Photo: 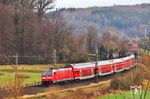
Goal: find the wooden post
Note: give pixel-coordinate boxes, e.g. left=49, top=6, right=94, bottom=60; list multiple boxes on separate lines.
left=53, top=49, right=57, bottom=69
left=95, top=45, right=99, bottom=83
left=15, top=53, right=18, bottom=80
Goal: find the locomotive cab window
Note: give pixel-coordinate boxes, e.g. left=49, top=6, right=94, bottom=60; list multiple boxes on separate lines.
left=42, top=71, right=52, bottom=76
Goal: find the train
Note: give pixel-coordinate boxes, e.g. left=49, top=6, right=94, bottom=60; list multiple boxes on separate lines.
left=41, top=54, right=136, bottom=85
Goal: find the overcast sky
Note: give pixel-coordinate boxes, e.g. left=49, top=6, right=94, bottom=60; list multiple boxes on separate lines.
left=55, top=0, right=150, bottom=8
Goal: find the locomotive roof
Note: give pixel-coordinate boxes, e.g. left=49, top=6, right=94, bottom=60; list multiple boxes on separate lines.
left=51, top=67, right=72, bottom=72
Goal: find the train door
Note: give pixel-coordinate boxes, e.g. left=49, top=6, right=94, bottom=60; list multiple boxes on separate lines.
left=74, top=70, right=80, bottom=79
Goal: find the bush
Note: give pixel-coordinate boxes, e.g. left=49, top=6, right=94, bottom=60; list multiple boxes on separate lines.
left=2, top=78, right=24, bottom=99
left=111, top=68, right=144, bottom=90
left=0, top=73, right=3, bottom=75
left=141, top=55, right=150, bottom=67
left=111, top=75, right=130, bottom=90
left=138, top=64, right=150, bottom=81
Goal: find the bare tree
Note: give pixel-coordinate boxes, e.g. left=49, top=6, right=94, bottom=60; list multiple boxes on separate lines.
left=36, top=0, right=55, bottom=17
left=86, top=26, right=98, bottom=53
left=0, top=0, right=55, bottom=18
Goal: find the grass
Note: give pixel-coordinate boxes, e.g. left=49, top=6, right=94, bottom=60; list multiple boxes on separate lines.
left=0, top=71, right=41, bottom=86
left=0, top=65, right=50, bottom=72
left=0, top=65, right=63, bottom=86
left=0, top=64, right=65, bottom=72
left=97, top=91, right=150, bottom=99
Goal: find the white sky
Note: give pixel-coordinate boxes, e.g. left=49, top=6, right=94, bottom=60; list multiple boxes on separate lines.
left=55, top=0, right=150, bottom=8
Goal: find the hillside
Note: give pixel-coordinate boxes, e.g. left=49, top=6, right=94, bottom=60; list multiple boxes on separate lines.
left=47, top=4, right=150, bottom=37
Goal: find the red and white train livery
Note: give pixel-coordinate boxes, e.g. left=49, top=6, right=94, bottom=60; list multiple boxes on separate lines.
left=42, top=55, right=136, bottom=85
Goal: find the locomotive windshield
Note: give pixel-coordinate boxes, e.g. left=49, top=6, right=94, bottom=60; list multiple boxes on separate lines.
left=42, top=70, right=52, bottom=76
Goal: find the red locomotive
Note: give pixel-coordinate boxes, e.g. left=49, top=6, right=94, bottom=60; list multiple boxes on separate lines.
left=42, top=55, right=136, bottom=85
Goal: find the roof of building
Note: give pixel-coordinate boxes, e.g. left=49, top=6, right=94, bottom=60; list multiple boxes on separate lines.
left=131, top=42, right=139, bottom=52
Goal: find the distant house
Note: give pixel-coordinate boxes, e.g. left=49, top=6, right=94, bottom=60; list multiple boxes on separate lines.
left=128, top=41, right=139, bottom=58
left=130, top=42, right=139, bottom=59
left=124, top=41, right=139, bottom=53
left=131, top=42, right=139, bottom=52
left=122, top=41, right=139, bottom=59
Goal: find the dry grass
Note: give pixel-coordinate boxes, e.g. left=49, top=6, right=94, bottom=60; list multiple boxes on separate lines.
left=141, top=55, right=150, bottom=67
left=138, top=54, right=150, bottom=80
left=1, top=78, right=24, bottom=99
left=111, top=65, right=146, bottom=90
left=46, top=88, right=97, bottom=99
left=0, top=72, right=3, bottom=75
left=46, top=81, right=111, bottom=99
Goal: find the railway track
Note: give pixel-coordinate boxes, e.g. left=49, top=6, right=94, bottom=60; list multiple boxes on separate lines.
left=22, top=66, right=136, bottom=95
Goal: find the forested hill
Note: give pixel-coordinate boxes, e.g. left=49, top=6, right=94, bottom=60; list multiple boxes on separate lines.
left=47, top=3, right=150, bottom=37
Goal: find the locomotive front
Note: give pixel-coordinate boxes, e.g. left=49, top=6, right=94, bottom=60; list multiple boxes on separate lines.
left=41, top=70, right=53, bottom=85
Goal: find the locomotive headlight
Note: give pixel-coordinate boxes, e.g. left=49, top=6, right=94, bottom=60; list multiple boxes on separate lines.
left=47, top=77, right=52, bottom=79
left=42, top=77, right=45, bottom=79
